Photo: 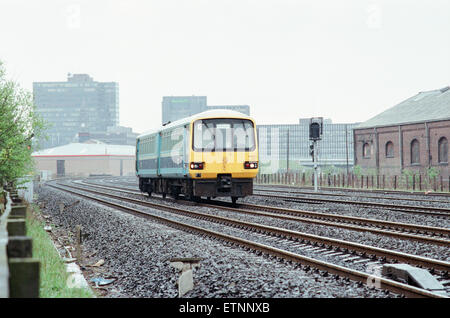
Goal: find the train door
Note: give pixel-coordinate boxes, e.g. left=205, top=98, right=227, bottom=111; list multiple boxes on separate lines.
left=135, top=139, right=139, bottom=174
left=183, top=124, right=190, bottom=175
left=157, top=132, right=162, bottom=176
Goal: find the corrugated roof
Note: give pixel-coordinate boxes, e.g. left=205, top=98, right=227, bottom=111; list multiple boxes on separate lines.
left=357, top=86, right=450, bottom=129
left=32, top=143, right=135, bottom=157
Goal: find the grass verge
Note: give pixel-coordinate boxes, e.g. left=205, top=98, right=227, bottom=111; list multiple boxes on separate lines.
left=26, top=204, right=94, bottom=298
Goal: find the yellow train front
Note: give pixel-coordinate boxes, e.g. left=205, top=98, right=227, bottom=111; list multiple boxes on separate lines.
left=136, top=110, right=259, bottom=204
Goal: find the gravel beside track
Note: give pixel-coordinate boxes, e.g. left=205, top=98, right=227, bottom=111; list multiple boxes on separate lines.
left=36, top=184, right=396, bottom=298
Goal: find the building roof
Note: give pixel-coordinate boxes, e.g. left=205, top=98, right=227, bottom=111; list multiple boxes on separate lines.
left=32, top=143, right=135, bottom=157
left=357, top=86, right=450, bottom=129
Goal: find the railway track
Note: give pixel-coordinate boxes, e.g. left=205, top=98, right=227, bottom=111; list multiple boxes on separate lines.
left=256, top=183, right=450, bottom=198
left=90, top=178, right=450, bottom=217
left=251, top=191, right=450, bottom=218
left=254, top=186, right=450, bottom=205
left=79, top=180, right=450, bottom=246
left=47, top=181, right=450, bottom=298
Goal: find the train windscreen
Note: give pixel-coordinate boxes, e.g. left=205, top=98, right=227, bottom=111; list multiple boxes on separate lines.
left=193, top=118, right=256, bottom=152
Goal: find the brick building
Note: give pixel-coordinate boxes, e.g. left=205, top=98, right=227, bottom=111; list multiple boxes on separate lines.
left=353, top=86, right=450, bottom=180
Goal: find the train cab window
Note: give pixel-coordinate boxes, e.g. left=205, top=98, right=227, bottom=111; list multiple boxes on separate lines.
left=194, top=122, right=215, bottom=150
left=193, top=118, right=256, bottom=152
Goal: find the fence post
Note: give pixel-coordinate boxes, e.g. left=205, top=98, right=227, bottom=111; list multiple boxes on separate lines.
left=1, top=195, right=40, bottom=298
left=394, top=175, right=397, bottom=190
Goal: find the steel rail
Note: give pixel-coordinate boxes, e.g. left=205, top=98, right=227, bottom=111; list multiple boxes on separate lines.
left=256, top=183, right=450, bottom=197
left=254, top=186, right=450, bottom=204
left=198, top=202, right=450, bottom=246
left=252, top=192, right=450, bottom=218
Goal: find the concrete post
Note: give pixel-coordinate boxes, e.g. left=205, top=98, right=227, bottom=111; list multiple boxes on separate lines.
left=7, top=219, right=26, bottom=237
left=7, top=237, right=33, bottom=258
left=8, top=258, right=40, bottom=298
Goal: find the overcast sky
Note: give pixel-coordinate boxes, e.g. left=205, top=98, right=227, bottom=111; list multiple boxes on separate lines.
left=1, top=0, right=449, bottom=133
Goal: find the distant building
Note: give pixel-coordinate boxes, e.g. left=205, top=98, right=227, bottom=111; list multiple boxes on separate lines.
left=257, top=119, right=360, bottom=173
left=161, top=96, right=250, bottom=124
left=162, top=96, right=207, bottom=125
left=77, top=126, right=139, bottom=146
left=33, top=73, right=119, bottom=149
left=207, top=105, right=250, bottom=116
left=354, top=86, right=450, bottom=179
left=32, top=142, right=135, bottom=177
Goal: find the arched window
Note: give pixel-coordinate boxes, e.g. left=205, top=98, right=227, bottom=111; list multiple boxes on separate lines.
left=438, top=137, right=448, bottom=163
left=385, top=141, right=394, bottom=158
left=363, top=143, right=370, bottom=158
left=411, top=139, right=420, bottom=164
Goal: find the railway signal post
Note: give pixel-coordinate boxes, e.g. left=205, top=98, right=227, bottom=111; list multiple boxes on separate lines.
left=309, top=117, right=323, bottom=192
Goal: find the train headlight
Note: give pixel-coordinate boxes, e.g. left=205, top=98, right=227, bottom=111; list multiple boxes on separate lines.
left=190, top=162, right=204, bottom=170
left=244, top=161, right=258, bottom=169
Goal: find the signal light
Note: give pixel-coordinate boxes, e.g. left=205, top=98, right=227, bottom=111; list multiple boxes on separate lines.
left=190, top=162, right=204, bottom=170
left=244, top=161, right=258, bottom=169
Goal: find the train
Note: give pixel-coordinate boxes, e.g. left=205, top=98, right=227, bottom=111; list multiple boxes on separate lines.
left=135, top=109, right=259, bottom=204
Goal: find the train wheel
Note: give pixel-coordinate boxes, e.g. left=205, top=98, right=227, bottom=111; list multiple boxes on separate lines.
left=232, top=197, right=237, bottom=205
left=147, top=191, right=152, bottom=197
left=193, top=196, right=201, bottom=203
left=162, top=193, right=166, bottom=199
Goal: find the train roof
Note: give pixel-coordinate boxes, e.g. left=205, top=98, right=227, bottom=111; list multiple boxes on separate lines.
left=137, top=109, right=254, bottom=139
